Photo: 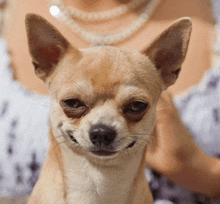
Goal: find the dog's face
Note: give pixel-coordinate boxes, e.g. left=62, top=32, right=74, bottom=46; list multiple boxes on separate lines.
left=25, top=14, right=191, bottom=165
left=49, top=47, right=162, bottom=163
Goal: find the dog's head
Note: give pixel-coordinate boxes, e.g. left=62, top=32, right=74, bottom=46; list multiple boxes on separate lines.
left=25, top=14, right=191, bottom=165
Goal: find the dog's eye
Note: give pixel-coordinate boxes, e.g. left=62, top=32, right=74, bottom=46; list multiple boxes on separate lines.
left=124, top=101, right=148, bottom=114
left=62, top=99, right=85, bottom=109
left=61, top=99, right=88, bottom=119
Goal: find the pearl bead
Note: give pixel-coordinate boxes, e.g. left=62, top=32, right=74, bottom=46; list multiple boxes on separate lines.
left=49, top=5, right=61, bottom=18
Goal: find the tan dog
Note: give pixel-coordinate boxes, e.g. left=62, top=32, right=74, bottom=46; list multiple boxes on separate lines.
left=25, top=14, right=191, bottom=204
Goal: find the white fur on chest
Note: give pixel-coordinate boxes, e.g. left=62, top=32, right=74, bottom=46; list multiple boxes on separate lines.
left=61, top=147, right=143, bottom=204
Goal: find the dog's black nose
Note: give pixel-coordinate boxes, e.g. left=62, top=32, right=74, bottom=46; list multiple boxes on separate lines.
left=89, top=124, right=116, bottom=147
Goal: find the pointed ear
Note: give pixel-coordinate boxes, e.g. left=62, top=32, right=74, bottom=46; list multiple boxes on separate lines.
left=142, top=17, right=192, bottom=89
left=25, top=14, right=79, bottom=81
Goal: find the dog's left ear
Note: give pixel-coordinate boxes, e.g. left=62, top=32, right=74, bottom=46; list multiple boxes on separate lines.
left=25, top=14, right=80, bottom=81
left=142, top=17, right=192, bottom=89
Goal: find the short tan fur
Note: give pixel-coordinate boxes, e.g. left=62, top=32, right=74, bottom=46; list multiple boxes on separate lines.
left=25, top=14, right=192, bottom=204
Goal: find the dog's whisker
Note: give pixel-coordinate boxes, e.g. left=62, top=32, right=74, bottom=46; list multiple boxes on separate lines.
left=51, top=138, right=72, bottom=151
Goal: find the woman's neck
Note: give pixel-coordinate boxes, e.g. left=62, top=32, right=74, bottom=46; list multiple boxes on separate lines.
left=62, top=0, right=132, bottom=12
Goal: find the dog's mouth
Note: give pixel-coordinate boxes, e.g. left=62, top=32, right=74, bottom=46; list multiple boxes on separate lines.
left=91, top=141, right=136, bottom=157
left=91, top=150, right=117, bottom=156
left=68, top=133, right=78, bottom=144
left=68, top=131, right=136, bottom=156
left=126, top=141, right=136, bottom=149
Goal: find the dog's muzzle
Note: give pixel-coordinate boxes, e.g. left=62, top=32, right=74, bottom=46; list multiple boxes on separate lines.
left=89, top=124, right=117, bottom=156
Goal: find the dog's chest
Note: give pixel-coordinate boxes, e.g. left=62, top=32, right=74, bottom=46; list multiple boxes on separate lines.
left=61, top=149, right=140, bottom=204
left=64, top=162, right=133, bottom=204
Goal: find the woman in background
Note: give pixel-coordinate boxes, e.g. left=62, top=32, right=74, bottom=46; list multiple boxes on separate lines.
left=0, top=0, right=219, bottom=203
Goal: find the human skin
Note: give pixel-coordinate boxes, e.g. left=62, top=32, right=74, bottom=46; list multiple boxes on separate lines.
left=145, top=91, right=220, bottom=200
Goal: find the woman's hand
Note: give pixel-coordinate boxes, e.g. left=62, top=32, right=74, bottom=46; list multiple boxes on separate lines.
left=145, top=91, right=220, bottom=200
left=146, top=91, right=196, bottom=172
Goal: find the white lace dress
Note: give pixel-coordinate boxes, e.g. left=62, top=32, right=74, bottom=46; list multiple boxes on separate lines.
left=0, top=1, right=220, bottom=203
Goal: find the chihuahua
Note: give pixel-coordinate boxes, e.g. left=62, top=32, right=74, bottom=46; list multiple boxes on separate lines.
left=25, top=14, right=192, bottom=204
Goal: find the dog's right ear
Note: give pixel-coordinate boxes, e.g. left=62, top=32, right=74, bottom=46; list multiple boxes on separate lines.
left=25, top=14, right=80, bottom=81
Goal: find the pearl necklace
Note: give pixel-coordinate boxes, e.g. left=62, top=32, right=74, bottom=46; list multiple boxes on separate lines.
left=53, top=0, right=147, bottom=21
left=48, top=0, right=162, bottom=46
